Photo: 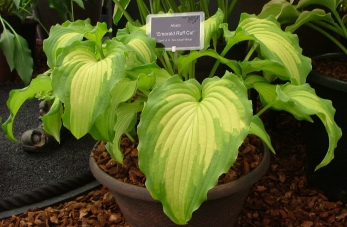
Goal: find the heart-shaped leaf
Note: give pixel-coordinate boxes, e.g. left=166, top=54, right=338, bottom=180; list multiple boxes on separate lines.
left=52, top=40, right=127, bottom=139
left=137, top=73, right=252, bottom=224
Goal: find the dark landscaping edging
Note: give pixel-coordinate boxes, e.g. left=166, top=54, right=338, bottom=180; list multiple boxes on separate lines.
left=0, top=175, right=101, bottom=219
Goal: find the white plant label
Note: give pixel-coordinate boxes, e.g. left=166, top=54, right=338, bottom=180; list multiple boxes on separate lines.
left=146, top=12, right=205, bottom=51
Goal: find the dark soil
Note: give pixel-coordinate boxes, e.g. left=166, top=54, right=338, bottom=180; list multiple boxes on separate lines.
left=1, top=41, right=347, bottom=226
left=312, top=57, right=347, bottom=82
left=93, top=134, right=264, bottom=188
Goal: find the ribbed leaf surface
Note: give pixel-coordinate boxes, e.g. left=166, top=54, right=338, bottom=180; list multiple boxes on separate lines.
left=52, top=40, right=126, bottom=139
left=43, top=20, right=100, bottom=68
left=89, top=79, right=137, bottom=141
left=137, top=74, right=252, bottom=224
left=239, top=14, right=311, bottom=85
left=254, top=81, right=342, bottom=170
left=297, top=0, right=338, bottom=12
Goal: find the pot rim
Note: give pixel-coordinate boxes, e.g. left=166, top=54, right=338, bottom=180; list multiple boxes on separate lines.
left=308, top=53, right=347, bottom=93
left=89, top=141, right=270, bottom=202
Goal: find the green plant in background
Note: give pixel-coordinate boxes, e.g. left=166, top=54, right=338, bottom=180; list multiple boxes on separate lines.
left=0, top=0, right=96, bottom=85
left=259, top=0, right=347, bottom=55
left=0, top=0, right=38, bottom=85
left=0, top=0, right=36, bottom=20
left=2, top=6, right=342, bottom=226
left=113, top=0, right=237, bottom=25
left=46, top=0, right=97, bottom=22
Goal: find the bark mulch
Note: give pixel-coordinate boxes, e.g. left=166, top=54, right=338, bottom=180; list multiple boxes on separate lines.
left=1, top=41, right=347, bottom=227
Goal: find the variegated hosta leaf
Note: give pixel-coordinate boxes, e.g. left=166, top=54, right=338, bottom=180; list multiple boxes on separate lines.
left=115, top=28, right=157, bottom=64
left=253, top=80, right=342, bottom=170
left=258, top=0, right=300, bottom=24
left=44, top=19, right=109, bottom=68
left=238, top=13, right=311, bottom=85
left=243, top=74, right=269, bottom=89
left=126, top=62, right=171, bottom=87
left=203, top=8, right=224, bottom=50
left=137, top=73, right=253, bottom=224
left=52, top=40, right=127, bottom=139
left=297, top=0, right=340, bottom=12
left=42, top=98, right=63, bottom=142
left=84, top=23, right=110, bottom=47
left=285, top=9, right=341, bottom=33
left=177, top=49, right=241, bottom=76
left=220, top=22, right=257, bottom=51
left=107, top=98, right=145, bottom=163
left=137, top=73, right=156, bottom=93
left=89, top=79, right=138, bottom=141
left=246, top=76, right=312, bottom=121
left=2, top=75, right=53, bottom=141
left=239, top=58, right=288, bottom=80
left=259, top=0, right=343, bottom=34
left=116, top=22, right=146, bottom=39
left=249, top=115, right=275, bottom=153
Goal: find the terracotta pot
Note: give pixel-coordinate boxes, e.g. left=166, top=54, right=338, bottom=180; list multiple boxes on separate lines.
left=305, top=53, right=347, bottom=202
left=90, top=142, right=270, bottom=227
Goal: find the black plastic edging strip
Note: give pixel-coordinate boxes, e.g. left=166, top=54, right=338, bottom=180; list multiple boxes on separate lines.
left=0, top=180, right=101, bottom=219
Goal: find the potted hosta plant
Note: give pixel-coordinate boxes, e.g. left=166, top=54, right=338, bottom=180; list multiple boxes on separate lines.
left=259, top=0, right=347, bottom=203
left=2, top=7, right=342, bottom=227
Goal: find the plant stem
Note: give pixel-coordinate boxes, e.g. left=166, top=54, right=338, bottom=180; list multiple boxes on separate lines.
left=125, top=132, right=136, bottom=143
left=163, top=51, right=175, bottom=75
left=226, top=0, right=238, bottom=23
left=208, top=43, right=232, bottom=78
left=332, top=9, right=347, bottom=38
left=113, top=0, right=135, bottom=24
left=188, top=61, right=196, bottom=80
left=96, top=41, right=105, bottom=59
left=70, top=0, right=75, bottom=21
left=307, top=23, right=347, bottom=55
left=256, top=103, right=273, bottom=117
left=19, top=7, right=49, bottom=35
left=244, top=42, right=259, bottom=61
left=209, top=60, right=219, bottom=78
left=0, top=17, right=6, bottom=32
left=136, top=89, right=149, bottom=97
left=0, top=17, right=16, bottom=35
left=307, top=20, right=346, bottom=37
